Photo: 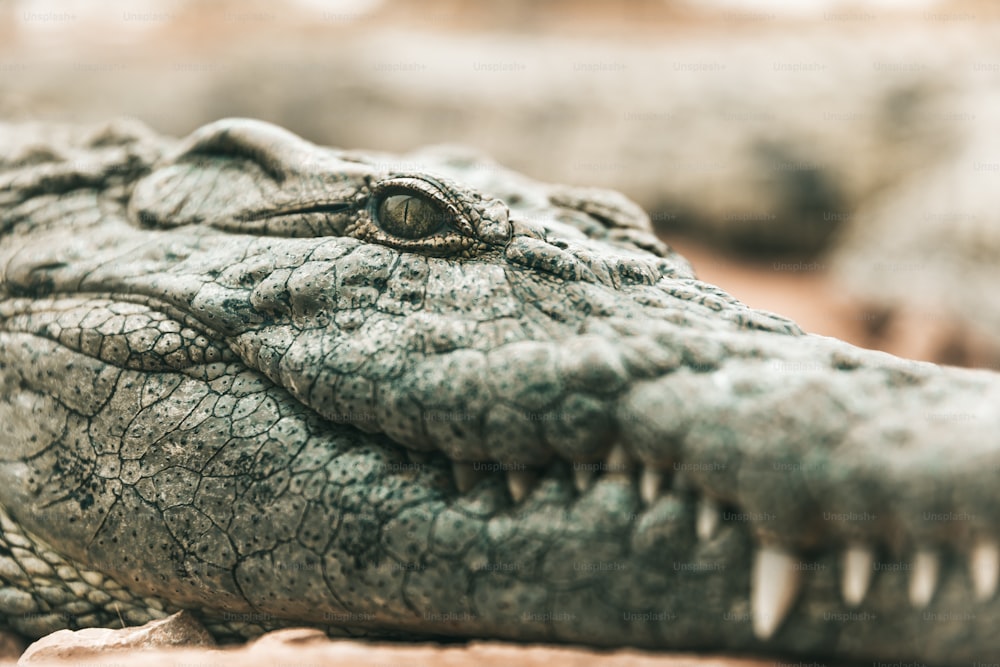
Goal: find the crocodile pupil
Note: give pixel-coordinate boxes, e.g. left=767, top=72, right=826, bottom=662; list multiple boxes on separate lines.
left=377, top=194, right=446, bottom=239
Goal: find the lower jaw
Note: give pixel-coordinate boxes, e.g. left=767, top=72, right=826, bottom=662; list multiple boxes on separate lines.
left=424, top=468, right=1000, bottom=664
left=0, top=447, right=993, bottom=664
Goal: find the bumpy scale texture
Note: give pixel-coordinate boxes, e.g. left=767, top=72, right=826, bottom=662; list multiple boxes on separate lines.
left=1, top=119, right=1000, bottom=665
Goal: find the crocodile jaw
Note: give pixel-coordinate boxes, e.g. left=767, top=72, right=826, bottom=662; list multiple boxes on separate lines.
left=7, top=218, right=1000, bottom=661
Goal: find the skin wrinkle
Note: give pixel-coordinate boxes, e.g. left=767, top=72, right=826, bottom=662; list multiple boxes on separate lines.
left=1, top=118, right=1000, bottom=662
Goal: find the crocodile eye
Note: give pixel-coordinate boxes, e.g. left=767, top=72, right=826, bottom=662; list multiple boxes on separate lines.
left=377, top=194, right=448, bottom=239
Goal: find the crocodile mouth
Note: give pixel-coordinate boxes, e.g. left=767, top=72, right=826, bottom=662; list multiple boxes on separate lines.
left=2, top=290, right=999, bottom=651
left=409, top=434, right=1000, bottom=642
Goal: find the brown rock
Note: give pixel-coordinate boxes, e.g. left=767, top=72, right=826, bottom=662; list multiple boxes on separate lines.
left=17, top=611, right=215, bottom=665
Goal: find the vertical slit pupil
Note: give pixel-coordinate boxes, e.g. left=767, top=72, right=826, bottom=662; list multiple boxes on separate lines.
left=377, top=193, right=448, bottom=239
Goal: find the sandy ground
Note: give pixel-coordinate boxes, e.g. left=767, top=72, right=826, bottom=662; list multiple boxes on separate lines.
left=7, top=622, right=846, bottom=667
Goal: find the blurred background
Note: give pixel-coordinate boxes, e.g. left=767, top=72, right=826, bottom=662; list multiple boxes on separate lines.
left=2, top=0, right=1000, bottom=368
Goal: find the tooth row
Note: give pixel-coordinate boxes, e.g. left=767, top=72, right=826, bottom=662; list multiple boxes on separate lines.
left=451, top=447, right=725, bottom=543
left=450, top=460, right=541, bottom=501
left=753, top=539, right=1000, bottom=640
left=451, top=442, right=670, bottom=504
left=443, top=450, right=999, bottom=642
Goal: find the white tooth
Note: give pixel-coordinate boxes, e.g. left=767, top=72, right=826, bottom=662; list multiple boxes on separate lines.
left=604, top=443, right=632, bottom=478
left=506, top=470, right=535, bottom=503
left=971, top=540, right=999, bottom=601
left=573, top=466, right=595, bottom=493
left=639, top=468, right=663, bottom=505
left=752, top=547, right=801, bottom=640
left=909, top=549, right=940, bottom=609
left=841, top=546, right=874, bottom=607
left=452, top=462, right=482, bottom=494
left=696, top=497, right=720, bottom=541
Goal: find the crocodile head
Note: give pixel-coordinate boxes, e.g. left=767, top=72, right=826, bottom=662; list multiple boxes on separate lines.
left=1, top=119, right=998, bottom=663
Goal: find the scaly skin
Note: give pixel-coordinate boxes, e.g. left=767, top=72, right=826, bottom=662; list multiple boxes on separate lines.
left=1, top=118, right=999, bottom=664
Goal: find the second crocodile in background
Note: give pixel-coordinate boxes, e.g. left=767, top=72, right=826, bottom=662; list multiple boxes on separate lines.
left=0, top=118, right=998, bottom=664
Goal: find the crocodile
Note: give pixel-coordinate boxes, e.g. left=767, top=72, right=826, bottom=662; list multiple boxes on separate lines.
left=1, top=118, right=998, bottom=665
left=831, top=90, right=1000, bottom=368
